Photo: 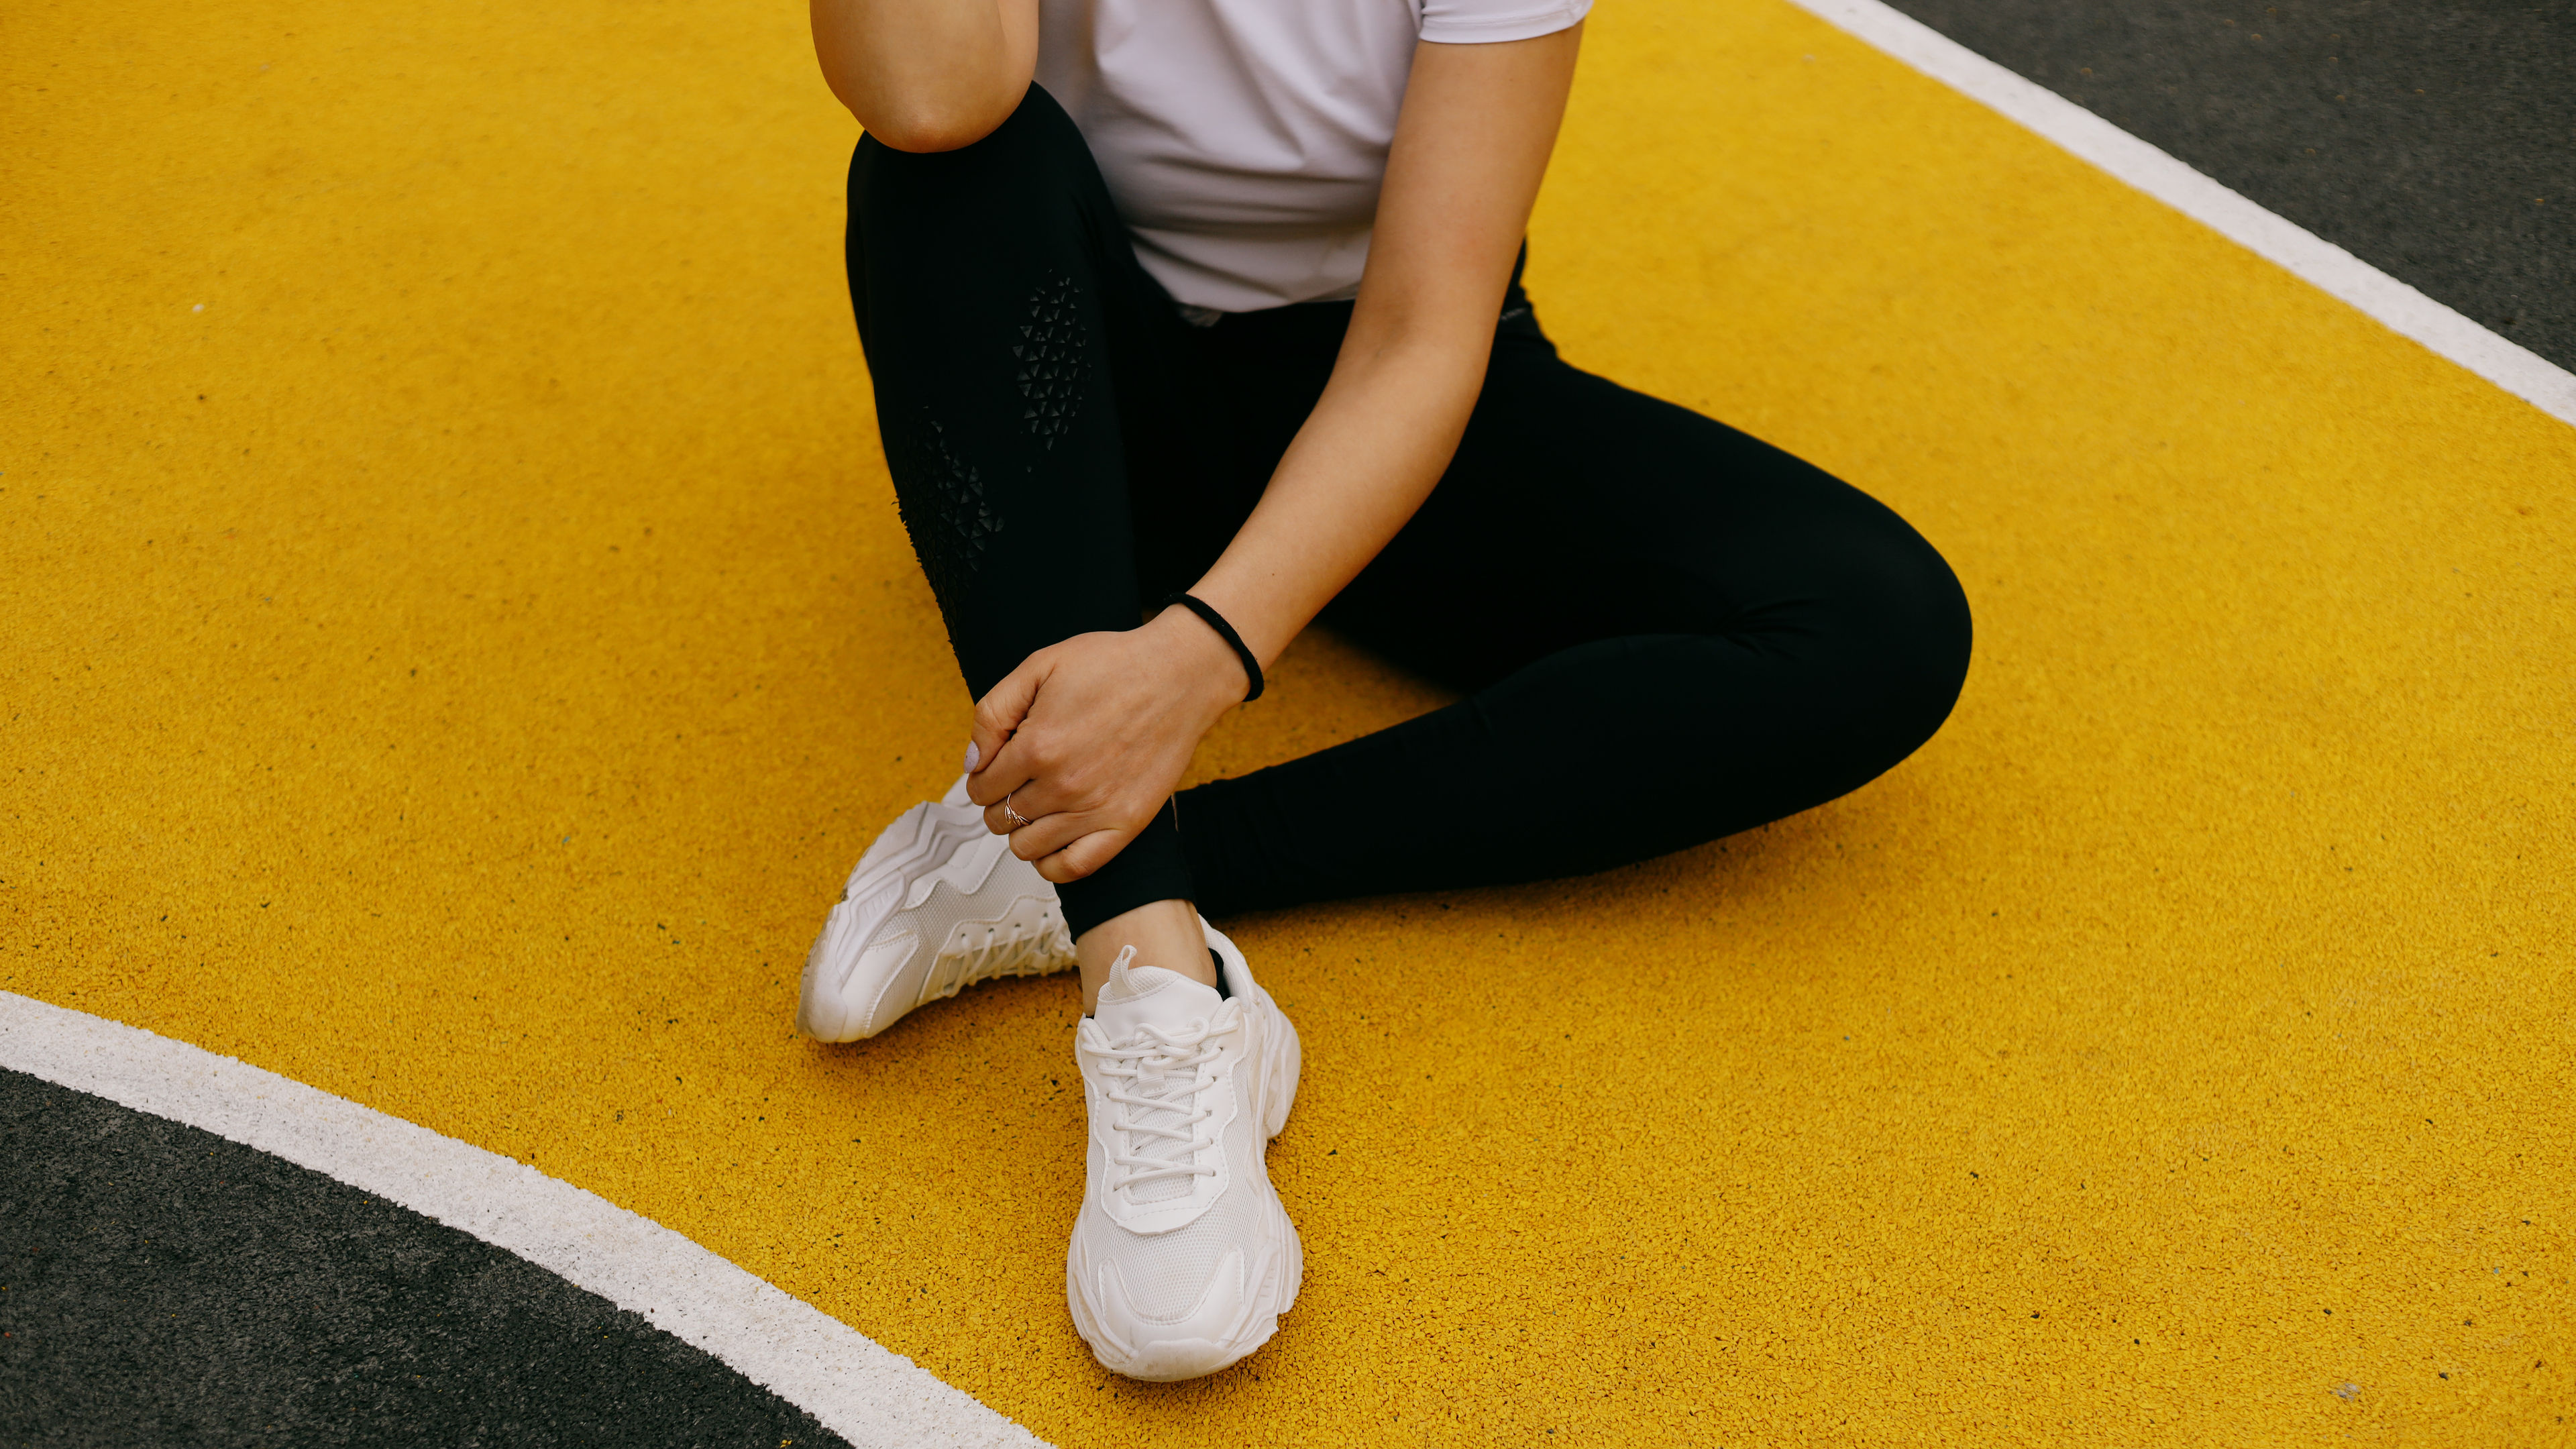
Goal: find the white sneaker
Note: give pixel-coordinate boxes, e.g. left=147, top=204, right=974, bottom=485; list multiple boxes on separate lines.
left=1065, top=919, right=1302, bottom=1381
left=795, top=775, right=1075, bottom=1041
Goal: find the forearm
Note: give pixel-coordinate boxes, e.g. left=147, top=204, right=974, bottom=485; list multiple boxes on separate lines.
left=810, top=0, right=1036, bottom=152
left=1187, top=333, right=1489, bottom=669
left=955, top=329, right=1489, bottom=886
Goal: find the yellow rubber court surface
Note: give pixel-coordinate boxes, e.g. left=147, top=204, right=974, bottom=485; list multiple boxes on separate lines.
left=6, top=0, right=2573, bottom=1442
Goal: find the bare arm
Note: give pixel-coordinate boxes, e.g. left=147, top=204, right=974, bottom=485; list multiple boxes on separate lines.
left=965, top=27, right=1584, bottom=881
left=810, top=0, right=1038, bottom=152
left=1188, top=27, right=1584, bottom=666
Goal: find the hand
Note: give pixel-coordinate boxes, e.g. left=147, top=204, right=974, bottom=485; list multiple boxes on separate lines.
left=964, top=608, right=1250, bottom=883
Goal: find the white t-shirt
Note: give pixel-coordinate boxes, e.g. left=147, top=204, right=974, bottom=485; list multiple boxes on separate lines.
left=1034, top=0, right=1591, bottom=314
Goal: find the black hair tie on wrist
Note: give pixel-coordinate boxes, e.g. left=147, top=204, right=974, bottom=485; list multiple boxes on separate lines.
left=1161, top=592, right=1265, bottom=702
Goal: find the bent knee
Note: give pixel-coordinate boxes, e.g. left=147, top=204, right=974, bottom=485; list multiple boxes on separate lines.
left=1845, top=526, right=1973, bottom=749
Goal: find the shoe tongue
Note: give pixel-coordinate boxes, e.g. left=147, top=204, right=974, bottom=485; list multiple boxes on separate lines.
left=1092, top=962, right=1222, bottom=1042
left=1091, top=962, right=1224, bottom=1206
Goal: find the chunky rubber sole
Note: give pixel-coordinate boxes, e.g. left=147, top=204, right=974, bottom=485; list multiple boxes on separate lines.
left=1065, top=1186, right=1303, bottom=1383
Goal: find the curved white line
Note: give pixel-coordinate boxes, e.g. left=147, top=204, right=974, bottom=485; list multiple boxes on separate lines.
left=1781, top=0, right=2576, bottom=428
left=0, top=991, right=1049, bottom=1449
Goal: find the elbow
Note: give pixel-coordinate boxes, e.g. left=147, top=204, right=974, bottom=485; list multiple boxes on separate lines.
left=823, top=70, right=1018, bottom=152
left=808, top=0, right=1027, bottom=152
left=861, top=101, right=1010, bottom=153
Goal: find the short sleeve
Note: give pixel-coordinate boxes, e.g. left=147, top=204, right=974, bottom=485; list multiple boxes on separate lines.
left=1417, top=0, right=1591, bottom=45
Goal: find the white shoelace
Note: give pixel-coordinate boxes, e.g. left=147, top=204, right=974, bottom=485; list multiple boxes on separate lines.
left=1084, top=1016, right=1236, bottom=1197
left=935, top=913, right=1069, bottom=991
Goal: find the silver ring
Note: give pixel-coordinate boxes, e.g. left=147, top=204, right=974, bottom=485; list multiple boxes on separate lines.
left=1002, top=792, right=1034, bottom=830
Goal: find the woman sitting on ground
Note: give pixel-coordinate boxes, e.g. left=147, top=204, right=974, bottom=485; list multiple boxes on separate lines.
left=798, top=0, right=1972, bottom=1383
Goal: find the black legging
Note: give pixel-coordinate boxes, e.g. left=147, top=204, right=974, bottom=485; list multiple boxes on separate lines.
left=846, top=87, right=1973, bottom=938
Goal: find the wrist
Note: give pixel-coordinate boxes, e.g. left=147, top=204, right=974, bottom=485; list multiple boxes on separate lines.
left=1179, top=578, right=1283, bottom=674
left=1148, top=606, right=1257, bottom=715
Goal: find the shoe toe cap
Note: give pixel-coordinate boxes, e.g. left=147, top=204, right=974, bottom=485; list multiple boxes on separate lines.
left=1073, top=1236, right=1287, bottom=1381
left=796, top=896, right=919, bottom=1041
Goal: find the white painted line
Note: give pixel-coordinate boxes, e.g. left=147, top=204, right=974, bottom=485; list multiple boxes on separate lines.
left=1778, top=0, right=2576, bottom=429
left=0, top=991, right=1051, bottom=1449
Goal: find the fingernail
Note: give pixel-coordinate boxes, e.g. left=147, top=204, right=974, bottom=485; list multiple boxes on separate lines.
left=963, top=741, right=981, bottom=773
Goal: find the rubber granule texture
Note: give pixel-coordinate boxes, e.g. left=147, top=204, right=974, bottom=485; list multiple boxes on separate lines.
left=1, top=0, right=2571, bottom=1444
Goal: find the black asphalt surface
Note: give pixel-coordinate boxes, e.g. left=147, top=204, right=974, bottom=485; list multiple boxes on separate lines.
left=0, top=1070, right=851, bottom=1449
left=1880, top=0, right=2574, bottom=371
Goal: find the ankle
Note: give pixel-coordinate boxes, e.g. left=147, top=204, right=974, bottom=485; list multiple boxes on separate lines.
left=1077, top=898, right=1214, bottom=1012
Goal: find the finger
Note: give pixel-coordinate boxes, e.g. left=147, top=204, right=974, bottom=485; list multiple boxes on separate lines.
left=1032, top=827, right=1132, bottom=884
left=966, top=659, right=1046, bottom=806
left=984, top=792, right=1053, bottom=840
left=982, top=768, right=1080, bottom=838
left=981, top=785, right=1042, bottom=839
left=1004, top=802, right=1106, bottom=863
